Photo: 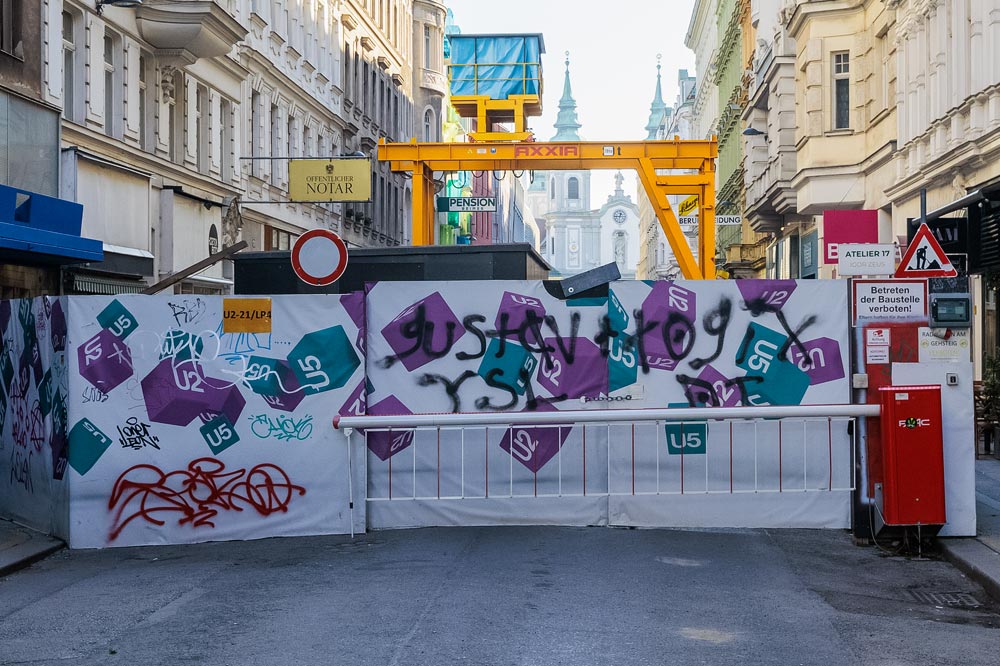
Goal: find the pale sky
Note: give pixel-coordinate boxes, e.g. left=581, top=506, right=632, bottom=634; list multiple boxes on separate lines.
left=444, top=0, right=698, bottom=202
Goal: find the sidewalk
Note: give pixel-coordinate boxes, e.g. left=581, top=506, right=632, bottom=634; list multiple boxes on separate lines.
left=0, top=518, right=64, bottom=578
left=940, top=456, right=1000, bottom=601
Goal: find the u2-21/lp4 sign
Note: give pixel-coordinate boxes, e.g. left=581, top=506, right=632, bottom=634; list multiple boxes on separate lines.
left=291, top=229, right=349, bottom=286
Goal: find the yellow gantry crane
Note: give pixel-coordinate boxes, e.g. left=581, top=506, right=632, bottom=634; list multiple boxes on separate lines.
left=376, top=34, right=719, bottom=280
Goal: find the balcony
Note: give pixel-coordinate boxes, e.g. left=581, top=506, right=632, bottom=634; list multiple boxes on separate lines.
left=420, top=68, right=448, bottom=95
left=135, top=1, right=248, bottom=66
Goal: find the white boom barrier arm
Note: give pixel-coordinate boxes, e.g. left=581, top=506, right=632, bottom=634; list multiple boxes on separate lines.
left=333, top=404, right=881, bottom=431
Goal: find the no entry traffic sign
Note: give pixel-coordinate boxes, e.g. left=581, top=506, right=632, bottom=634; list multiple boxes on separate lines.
left=291, top=229, right=349, bottom=286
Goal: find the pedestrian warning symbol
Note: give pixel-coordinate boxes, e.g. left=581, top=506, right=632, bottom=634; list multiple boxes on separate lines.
left=894, top=223, right=957, bottom=278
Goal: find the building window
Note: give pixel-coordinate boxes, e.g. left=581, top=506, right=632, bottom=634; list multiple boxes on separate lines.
left=264, top=225, right=295, bottom=251
left=220, top=98, right=233, bottom=181
left=423, top=108, right=434, bottom=141
left=104, top=31, right=124, bottom=138
left=549, top=178, right=555, bottom=200
left=877, top=33, right=889, bottom=112
left=568, top=177, right=579, bottom=200
left=1, top=0, right=16, bottom=56
left=424, top=25, right=431, bottom=68
left=270, top=103, right=282, bottom=182
left=138, top=52, right=155, bottom=151
left=195, top=85, right=209, bottom=174
left=62, top=11, right=80, bottom=122
left=832, top=51, right=850, bottom=129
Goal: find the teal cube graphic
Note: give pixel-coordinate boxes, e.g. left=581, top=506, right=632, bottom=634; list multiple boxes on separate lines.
left=200, top=415, right=240, bottom=455
left=97, top=300, right=138, bottom=340
left=68, top=418, right=113, bottom=476
left=664, top=404, right=707, bottom=455
left=608, top=337, right=639, bottom=393
left=608, top=289, right=629, bottom=332
left=287, top=326, right=360, bottom=395
left=38, top=369, right=53, bottom=417
left=735, top=323, right=810, bottom=405
left=244, top=356, right=280, bottom=394
left=477, top=338, right=538, bottom=395
left=159, top=329, right=203, bottom=361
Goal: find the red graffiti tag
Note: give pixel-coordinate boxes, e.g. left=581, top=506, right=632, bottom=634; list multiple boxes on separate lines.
left=107, top=457, right=305, bottom=541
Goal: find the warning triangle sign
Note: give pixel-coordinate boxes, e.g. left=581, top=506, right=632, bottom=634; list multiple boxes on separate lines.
left=895, top=223, right=958, bottom=278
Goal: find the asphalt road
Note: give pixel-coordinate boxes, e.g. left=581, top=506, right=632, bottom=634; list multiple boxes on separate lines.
left=1, top=527, right=998, bottom=666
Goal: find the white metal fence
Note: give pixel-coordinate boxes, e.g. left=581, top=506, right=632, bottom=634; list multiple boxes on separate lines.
left=335, top=405, right=877, bottom=527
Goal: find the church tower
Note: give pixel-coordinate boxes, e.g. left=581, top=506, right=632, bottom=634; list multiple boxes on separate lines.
left=532, top=54, right=598, bottom=276
left=644, top=55, right=671, bottom=140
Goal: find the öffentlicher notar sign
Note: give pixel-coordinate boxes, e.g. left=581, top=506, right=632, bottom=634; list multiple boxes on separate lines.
left=289, top=159, right=371, bottom=202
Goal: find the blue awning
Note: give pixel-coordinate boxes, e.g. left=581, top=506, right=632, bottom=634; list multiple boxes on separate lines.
left=0, top=184, right=103, bottom=264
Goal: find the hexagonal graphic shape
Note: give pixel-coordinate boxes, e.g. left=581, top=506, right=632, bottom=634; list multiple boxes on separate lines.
left=608, top=289, right=630, bottom=332
left=38, top=369, right=53, bottom=417
left=159, top=330, right=204, bottom=362
left=49, top=391, right=68, bottom=480
left=737, top=280, right=797, bottom=311
left=77, top=329, right=134, bottom=393
left=244, top=357, right=306, bottom=412
left=381, top=292, right=464, bottom=372
left=68, top=418, right=113, bottom=476
left=97, top=299, right=139, bottom=340
left=288, top=325, right=360, bottom=395
left=500, top=404, right=570, bottom=473
left=0, top=300, right=10, bottom=333
left=478, top=338, right=538, bottom=396
left=365, top=395, right=414, bottom=461
left=0, top=390, right=6, bottom=434
left=694, top=364, right=743, bottom=407
left=340, top=292, right=366, bottom=332
left=338, top=380, right=367, bottom=418
left=21, top=341, right=42, bottom=385
left=1, top=351, right=13, bottom=391
left=735, top=323, right=810, bottom=405
left=200, top=383, right=247, bottom=426
left=50, top=299, right=67, bottom=352
left=664, top=404, right=707, bottom=455
left=640, top=281, right=696, bottom=372
left=494, top=291, right=547, bottom=347
left=608, top=337, right=639, bottom=394
left=535, top=336, right=608, bottom=400
left=141, top=359, right=215, bottom=427
left=200, top=414, right=240, bottom=455
left=789, top=337, right=845, bottom=386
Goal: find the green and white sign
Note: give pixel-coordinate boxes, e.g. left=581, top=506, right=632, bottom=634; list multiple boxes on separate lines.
left=436, top=196, right=498, bottom=212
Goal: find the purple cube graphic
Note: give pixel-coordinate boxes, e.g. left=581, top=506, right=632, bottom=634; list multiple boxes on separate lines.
left=262, top=360, right=307, bottom=413
left=77, top=329, right=133, bottom=393
left=200, top=382, right=247, bottom=425
left=737, top=280, right=797, bottom=310
left=640, top=282, right=696, bottom=372
left=50, top=300, right=67, bottom=352
left=695, top=364, right=743, bottom=407
left=789, top=337, right=845, bottom=385
left=0, top=300, right=10, bottom=333
left=338, top=380, right=367, bottom=418
left=494, top=291, right=547, bottom=347
left=141, top=359, right=215, bottom=427
left=381, top=292, right=464, bottom=372
left=500, top=404, right=570, bottom=473
left=365, top=395, right=414, bottom=461
left=340, top=292, right=366, bottom=332
left=535, top=337, right=608, bottom=400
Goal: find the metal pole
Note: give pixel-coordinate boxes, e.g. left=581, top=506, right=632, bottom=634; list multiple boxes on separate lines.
left=345, top=428, right=355, bottom=539
left=920, top=188, right=928, bottom=226
left=333, top=404, right=881, bottom=430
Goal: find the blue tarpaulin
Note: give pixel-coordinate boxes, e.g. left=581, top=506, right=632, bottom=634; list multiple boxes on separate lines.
left=449, top=34, right=543, bottom=99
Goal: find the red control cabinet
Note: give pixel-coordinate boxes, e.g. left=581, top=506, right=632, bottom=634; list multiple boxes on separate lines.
left=877, top=386, right=946, bottom=526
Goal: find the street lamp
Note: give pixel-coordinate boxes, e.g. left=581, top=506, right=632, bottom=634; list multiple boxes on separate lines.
left=96, top=0, right=143, bottom=16
left=742, top=126, right=766, bottom=137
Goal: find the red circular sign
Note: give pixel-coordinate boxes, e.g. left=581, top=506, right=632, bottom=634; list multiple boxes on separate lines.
left=290, top=229, right=349, bottom=286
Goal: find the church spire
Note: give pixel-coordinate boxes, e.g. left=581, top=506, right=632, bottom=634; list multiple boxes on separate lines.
left=645, top=54, right=669, bottom=140
left=551, top=52, right=582, bottom=141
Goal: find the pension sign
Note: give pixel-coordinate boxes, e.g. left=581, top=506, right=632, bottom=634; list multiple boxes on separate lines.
left=289, top=158, right=371, bottom=202
left=436, top=196, right=499, bottom=212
